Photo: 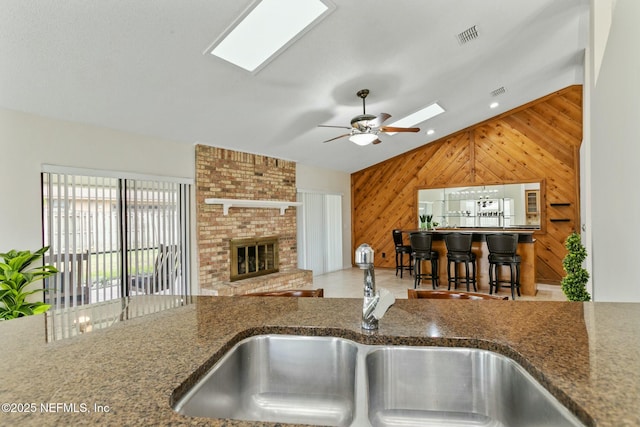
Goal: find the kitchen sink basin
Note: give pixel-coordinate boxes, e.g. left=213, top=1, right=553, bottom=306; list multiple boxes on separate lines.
left=366, top=346, right=584, bottom=427
left=173, top=335, right=358, bottom=426
left=173, top=335, right=585, bottom=427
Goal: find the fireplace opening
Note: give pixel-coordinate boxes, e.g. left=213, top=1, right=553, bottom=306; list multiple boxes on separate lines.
left=230, top=236, right=279, bottom=281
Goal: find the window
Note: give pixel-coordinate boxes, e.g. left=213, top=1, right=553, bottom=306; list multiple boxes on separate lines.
left=41, top=166, right=192, bottom=340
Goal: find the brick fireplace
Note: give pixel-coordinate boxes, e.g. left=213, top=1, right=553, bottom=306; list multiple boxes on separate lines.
left=230, top=236, right=278, bottom=281
left=195, top=145, right=312, bottom=295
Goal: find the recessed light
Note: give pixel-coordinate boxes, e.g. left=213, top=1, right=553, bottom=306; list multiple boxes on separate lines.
left=427, top=129, right=435, bottom=135
left=490, top=102, right=500, bottom=109
left=206, top=0, right=334, bottom=73
left=385, top=102, right=445, bottom=135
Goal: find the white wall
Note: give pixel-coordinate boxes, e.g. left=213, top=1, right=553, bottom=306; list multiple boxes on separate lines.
left=589, top=0, right=640, bottom=301
left=296, top=163, right=352, bottom=269
left=592, top=0, right=616, bottom=84
left=0, top=108, right=195, bottom=252
left=0, top=109, right=352, bottom=292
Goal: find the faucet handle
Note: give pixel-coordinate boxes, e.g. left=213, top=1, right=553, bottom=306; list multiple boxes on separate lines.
left=372, top=288, right=395, bottom=320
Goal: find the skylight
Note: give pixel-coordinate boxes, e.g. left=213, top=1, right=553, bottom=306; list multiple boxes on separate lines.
left=384, top=102, right=445, bottom=135
left=207, top=0, right=334, bottom=73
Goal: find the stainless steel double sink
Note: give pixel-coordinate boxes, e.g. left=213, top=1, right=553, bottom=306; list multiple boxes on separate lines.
left=173, top=335, right=585, bottom=427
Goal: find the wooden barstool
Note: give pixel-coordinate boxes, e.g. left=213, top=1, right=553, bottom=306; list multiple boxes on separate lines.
left=445, top=233, right=477, bottom=292
left=409, top=231, right=439, bottom=289
left=393, top=229, right=413, bottom=278
left=487, top=234, right=521, bottom=300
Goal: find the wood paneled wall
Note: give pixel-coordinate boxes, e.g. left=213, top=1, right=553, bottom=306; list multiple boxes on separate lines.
left=351, top=86, right=582, bottom=284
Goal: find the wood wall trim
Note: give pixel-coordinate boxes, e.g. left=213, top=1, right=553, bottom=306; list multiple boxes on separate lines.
left=351, top=85, right=583, bottom=285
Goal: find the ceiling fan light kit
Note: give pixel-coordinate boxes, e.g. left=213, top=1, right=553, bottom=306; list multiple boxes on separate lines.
left=349, top=133, right=379, bottom=146
left=319, top=89, right=421, bottom=146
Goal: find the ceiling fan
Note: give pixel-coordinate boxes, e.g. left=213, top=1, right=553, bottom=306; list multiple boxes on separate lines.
left=318, top=89, right=420, bottom=145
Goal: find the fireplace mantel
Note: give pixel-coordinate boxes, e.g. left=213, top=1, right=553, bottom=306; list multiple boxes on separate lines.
left=204, top=198, right=302, bottom=215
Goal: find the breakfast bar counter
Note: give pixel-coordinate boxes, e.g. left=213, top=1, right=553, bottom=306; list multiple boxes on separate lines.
left=404, top=228, right=537, bottom=295
left=0, top=295, right=638, bottom=426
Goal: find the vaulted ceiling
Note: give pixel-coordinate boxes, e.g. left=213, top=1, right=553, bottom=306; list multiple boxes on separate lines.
left=1, top=0, right=589, bottom=173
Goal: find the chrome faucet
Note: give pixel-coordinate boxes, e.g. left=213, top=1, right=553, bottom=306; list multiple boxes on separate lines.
left=355, top=243, right=395, bottom=331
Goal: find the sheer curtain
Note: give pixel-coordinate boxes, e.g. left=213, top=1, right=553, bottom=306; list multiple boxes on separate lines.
left=297, top=190, right=343, bottom=275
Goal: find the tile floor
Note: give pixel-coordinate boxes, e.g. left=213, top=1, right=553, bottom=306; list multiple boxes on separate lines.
left=309, top=267, right=566, bottom=301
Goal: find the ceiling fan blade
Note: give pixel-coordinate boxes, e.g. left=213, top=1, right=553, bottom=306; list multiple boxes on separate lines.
left=380, top=126, right=420, bottom=133
left=318, top=124, right=351, bottom=130
left=369, top=113, right=391, bottom=127
left=372, top=138, right=383, bottom=145
left=322, top=133, right=350, bottom=143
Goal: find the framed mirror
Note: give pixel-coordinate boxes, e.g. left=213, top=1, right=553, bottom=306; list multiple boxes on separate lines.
left=417, top=182, right=541, bottom=229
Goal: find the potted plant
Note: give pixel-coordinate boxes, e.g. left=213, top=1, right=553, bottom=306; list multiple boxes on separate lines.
left=419, top=214, right=434, bottom=229
left=425, top=214, right=433, bottom=230
left=0, top=246, right=58, bottom=320
left=560, top=232, right=591, bottom=301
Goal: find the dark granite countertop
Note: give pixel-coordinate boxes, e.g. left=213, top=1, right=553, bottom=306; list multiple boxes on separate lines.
left=0, top=296, right=638, bottom=426
left=402, top=228, right=536, bottom=242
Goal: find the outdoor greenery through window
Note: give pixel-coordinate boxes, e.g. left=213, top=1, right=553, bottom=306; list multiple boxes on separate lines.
left=41, top=166, right=192, bottom=340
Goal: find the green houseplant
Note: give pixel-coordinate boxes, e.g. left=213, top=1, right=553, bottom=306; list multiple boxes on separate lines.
left=0, top=246, right=58, bottom=320
left=560, top=232, right=591, bottom=301
left=419, top=214, right=433, bottom=230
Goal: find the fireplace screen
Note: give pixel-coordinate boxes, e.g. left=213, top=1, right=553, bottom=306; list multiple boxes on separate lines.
left=230, top=236, right=279, bottom=281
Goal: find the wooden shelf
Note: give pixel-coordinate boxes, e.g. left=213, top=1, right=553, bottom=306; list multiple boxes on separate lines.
left=204, top=198, right=302, bottom=215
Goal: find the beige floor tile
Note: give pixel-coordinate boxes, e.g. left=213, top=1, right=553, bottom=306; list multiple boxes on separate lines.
left=309, top=267, right=565, bottom=301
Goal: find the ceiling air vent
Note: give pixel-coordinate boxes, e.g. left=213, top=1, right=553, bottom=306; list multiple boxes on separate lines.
left=491, top=86, right=506, bottom=97
left=457, top=25, right=479, bottom=45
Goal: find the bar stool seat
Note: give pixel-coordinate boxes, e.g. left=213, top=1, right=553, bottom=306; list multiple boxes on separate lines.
left=410, top=231, right=439, bottom=289
left=487, top=233, right=521, bottom=300
left=445, top=233, right=477, bottom=292
left=393, top=229, right=413, bottom=278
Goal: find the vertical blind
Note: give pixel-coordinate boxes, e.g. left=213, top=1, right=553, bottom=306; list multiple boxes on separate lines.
left=297, top=190, right=343, bottom=275
left=41, top=167, right=191, bottom=340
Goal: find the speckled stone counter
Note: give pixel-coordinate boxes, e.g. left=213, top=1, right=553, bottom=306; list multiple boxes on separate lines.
left=0, top=296, right=638, bottom=426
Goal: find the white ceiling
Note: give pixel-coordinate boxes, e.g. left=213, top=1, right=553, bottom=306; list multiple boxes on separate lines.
left=1, top=0, right=589, bottom=173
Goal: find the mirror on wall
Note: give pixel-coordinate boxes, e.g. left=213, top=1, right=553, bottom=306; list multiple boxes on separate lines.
left=418, top=182, right=541, bottom=229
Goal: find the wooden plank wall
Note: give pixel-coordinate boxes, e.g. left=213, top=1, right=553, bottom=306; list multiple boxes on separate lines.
left=351, top=85, right=582, bottom=284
